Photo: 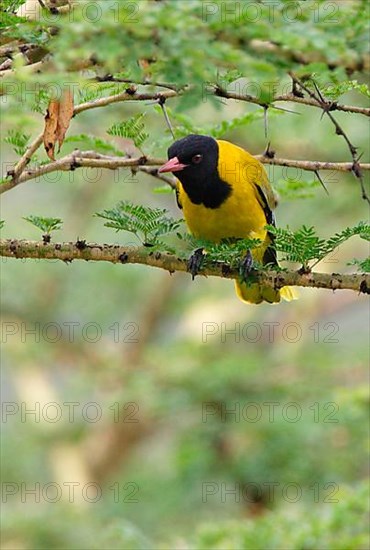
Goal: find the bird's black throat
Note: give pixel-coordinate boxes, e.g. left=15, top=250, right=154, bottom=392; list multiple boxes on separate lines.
left=177, top=169, right=232, bottom=209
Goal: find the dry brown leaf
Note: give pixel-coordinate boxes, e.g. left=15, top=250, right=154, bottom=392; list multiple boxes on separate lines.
left=43, top=89, right=74, bottom=160
left=56, top=89, right=74, bottom=152
left=43, top=99, right=59, bottom=161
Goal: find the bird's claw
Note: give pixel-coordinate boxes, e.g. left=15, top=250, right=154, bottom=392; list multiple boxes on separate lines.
left=239, top=250, right=254, bottom=282
left=187, top=247, right=205, bottom=280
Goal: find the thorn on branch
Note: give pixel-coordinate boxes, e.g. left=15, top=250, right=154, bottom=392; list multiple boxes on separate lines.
left=352, top=161, right=362, bottom=179
left=263, top=142, right=275, bottom=159
left=75, top=239, right=87, bottom=250
left=360, top=280, right=369, bottom=294
left=119, top=253, right=129, bottom=263
left=158, top=96, right=175, bottom=139
left=314, top=170, right=329, bottom=196
left=125, top=86, right=137, bottom=95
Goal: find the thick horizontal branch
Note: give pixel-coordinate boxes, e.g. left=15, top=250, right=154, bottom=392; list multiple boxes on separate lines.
left=1, top=239, right=369, bottom=294
left=1, top=152, right=164, bottom=193
left=3, top=150, right=369, bottom=195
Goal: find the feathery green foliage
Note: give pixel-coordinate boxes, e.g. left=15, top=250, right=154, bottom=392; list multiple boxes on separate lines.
left=96, top=201, right=182, bottom=247
left=64, top=134, right=124, bottom=156
left=275, top=177, right=323, bottom=200
left=268, top=222, right=370, bottom=270
left=348, top=258, right=370, bottom=273
left=23, top=215, right=63, bottom=235
left=179, top=235, right=263, bottom=268
left=4, top=131, right=31, bottom=156
left=326, top=79, right=370, bottom=100
left=107, top=114, right=149, bottom=150
left=0, top=1, right=26, bottom=28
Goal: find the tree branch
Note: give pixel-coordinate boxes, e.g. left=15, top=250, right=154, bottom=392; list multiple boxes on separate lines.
left=3, top=89, right=177, bottom=186
left=1, top=239, right=369, bottom=294
left=1, top=152, right=165, bottom=193
left=211, top=86, right=370, bottom=117
left=2, top=150, right=369, bottom=195
left=73, top=88, right=178, bottom=115
left=290, top=74, right=370, bottom=205
left=2, top=83, right=369, bottom=195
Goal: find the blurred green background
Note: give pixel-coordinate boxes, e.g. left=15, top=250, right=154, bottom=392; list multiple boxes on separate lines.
left=1, top=1, right=369, bottom=548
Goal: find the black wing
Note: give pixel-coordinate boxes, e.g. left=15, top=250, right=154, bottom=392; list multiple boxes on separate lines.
left=256, top=185, right=278, bottom=266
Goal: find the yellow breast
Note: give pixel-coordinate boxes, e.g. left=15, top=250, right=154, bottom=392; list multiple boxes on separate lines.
left=178, top=140, right=269, bottom=243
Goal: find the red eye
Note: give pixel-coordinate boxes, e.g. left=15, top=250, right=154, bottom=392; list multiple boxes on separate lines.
left=192, top=154, right=203, bottom=164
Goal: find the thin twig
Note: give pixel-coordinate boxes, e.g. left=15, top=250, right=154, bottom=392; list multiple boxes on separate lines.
left=74, top=89, right=178, bottom=115
left=94, top=75, right=185, bottom=92
left=158, top=98, right=175, bottom=140
left=1, top=239, right=369, bottom=294
left=291, top=74, right=370, bottom=205
left=211, top=86, right=370, bottom=117
left=134, top=166, right=177, bottom=190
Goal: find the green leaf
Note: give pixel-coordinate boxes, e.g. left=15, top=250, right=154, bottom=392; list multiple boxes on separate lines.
left=323, top=80, right=370, bottom=101
left=267, top=222, right=370, bottom=270
left=23, top=215, right=63, bottom=234
left=95, top=201, right=182, bottom=245
left=152, top=186, right=174, bottom=194
left=179, top=234, right=262, bottom=268
left=107, top=114, right=149, bottom=149
left=4, top=131, right=31, bottom=156
left=2, top=0, right=26, bottom=12
left=275, top=177, right=322, bottom=200
left=64, top=134, right=124, bottom=156
left=348, top=258, right=370, bottom=273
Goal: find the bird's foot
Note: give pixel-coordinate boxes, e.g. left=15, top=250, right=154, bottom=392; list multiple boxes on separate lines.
left=239, top=250, right=254, bottom=282
left=187, top=248, right=205, bottom=280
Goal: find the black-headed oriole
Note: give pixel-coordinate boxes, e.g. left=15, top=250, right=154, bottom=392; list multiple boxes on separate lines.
left=159, top=134, right=297, bottom=304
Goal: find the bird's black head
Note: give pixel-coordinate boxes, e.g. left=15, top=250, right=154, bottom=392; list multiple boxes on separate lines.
left=158, top=134, right=230, bottom=207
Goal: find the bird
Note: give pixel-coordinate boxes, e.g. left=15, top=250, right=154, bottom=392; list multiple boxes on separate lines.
left=158, top=134, right=297, bottom=304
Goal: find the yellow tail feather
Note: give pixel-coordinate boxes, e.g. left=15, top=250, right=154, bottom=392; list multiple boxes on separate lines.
left=235, top=281, right=298, bottom=305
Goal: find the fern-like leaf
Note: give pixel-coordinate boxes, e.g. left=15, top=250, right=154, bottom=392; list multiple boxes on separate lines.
left=348, top=258, right=370, bottom=273
left=64, top=134, right=124, bottom=156
left=23, top=215, right=63, bottom=234
left=179, top=235, right=263, bottom=268
left=107, top=114, right=149, bottom=149
left=268, top=222, right=370, bottom=270
left=96, top=201, right=182, bottom=245
left=4, top=130, right=31, bottom=156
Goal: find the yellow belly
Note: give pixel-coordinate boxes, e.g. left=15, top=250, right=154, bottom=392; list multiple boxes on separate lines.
left=179, top=187, right=267, bottom=243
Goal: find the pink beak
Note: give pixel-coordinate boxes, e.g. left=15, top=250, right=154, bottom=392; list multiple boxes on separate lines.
left=158, top=156, right=188, bottom=173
